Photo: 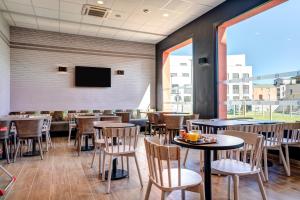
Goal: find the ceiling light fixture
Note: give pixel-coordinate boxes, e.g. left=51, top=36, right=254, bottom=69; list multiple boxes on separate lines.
left=97, top=0, right=104, bottom=5
left=143, top=9, right=150, bottom=13
left=115, top=14, right=121, bottom=18
left=163, top=13, right=169, bottom=17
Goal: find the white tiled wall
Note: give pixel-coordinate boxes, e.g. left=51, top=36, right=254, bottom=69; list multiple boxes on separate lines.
left=0, top=13, right=10, bottom=115
left=10, top=27, right=155, bottom=111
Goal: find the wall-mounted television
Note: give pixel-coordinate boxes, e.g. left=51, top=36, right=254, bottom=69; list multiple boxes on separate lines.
left=75, top=66, right=111, bottom=87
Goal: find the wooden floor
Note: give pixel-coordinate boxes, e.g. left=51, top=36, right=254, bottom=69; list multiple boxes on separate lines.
left=0, top=135, right=300, bottom=200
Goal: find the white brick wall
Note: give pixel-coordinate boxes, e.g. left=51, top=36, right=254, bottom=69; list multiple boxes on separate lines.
left=10, top=27, right=155, bottom=111
left=0, top=13, right=10, bottom=115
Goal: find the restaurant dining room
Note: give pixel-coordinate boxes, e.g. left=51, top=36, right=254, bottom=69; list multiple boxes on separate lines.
left=0, top=0, right=299, bottom=199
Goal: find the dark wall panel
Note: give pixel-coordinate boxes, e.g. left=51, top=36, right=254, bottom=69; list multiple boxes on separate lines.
left=156, top=0, right=270, bottom=117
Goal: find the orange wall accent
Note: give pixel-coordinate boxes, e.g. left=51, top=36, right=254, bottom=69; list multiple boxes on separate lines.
left=217, top=0, right=287, bottom=118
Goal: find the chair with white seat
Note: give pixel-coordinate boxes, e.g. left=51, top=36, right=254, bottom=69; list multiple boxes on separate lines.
left=281, top=122, right=300, bottom=176
left=144, top=137, right=205, bottom=200
left=211, top=130, right=266, bottom=200
left=90, top=117, right=122, bottom=175
left=101, top=126, right=143, bottom=193
left=255, top=124, right=290, bottom=181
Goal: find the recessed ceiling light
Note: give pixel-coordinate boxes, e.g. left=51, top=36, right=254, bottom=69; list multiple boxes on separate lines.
left=97, top=0, right=104, bottom=4
left=163, top=13, right=169, bottom=17
left=115, top=14, right=121, bottom=18
left=143, top=9, right=150, bottom=13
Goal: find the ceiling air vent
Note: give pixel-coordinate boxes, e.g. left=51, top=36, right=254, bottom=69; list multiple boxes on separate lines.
left=81, top=4, right=110, bottom=18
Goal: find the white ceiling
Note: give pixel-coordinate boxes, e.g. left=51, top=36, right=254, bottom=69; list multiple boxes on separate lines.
left=0, top=0, right=225, bottom=44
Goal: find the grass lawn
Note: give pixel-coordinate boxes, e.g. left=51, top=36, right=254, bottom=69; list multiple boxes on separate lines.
left=228, top=112, right=300, bottom=122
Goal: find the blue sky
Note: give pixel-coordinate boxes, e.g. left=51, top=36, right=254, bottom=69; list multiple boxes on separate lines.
left=172, top=0, right=299, bottom=78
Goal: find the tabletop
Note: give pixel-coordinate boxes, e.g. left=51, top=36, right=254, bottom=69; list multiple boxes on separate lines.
left=0, top=115, right=49, bottom=121
left=93, top=121, right=135, bottom=128
left=192, top=119, right=280, bottom=127
left=173, top=134, right=244, bottom=150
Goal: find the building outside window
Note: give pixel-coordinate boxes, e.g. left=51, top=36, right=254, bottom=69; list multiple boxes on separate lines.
left=243, top=85, right=249, bottom=94
left=233, top=85, right=239, bottom=94
left=232, top=73, right=239, bottom=79
left=182, top=73, right=189, bottom=77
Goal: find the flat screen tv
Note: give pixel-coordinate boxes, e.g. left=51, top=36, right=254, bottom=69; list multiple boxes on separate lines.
left=75, top=66, right=111, bottom=87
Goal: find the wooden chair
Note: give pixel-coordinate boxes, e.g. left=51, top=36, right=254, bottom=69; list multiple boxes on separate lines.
left=0, top=121, right=11, bottom=163
left=79, top=110, right=89, bottom=113
left=90, top=117, right=121, bottom=171
left=76, top=117, right=99, bottom=156
left=101, top=126, right=143, bottom=193
left=14, top=119, right=44, bottom=162
left=103, top=110, right=114, bottom=115
left=147, top=113, right=166, bottom=137
left=163, top=115, right=183, bottom=144
left=255, top=124, right=290, bottom=181
left=211, top=130, right=266, bottom=200
left=144, top=137, right=205, bottom=200
left=68, top=113, right=77, bottom=143
left=42, top=116, right=53, bottom=151
left=100, top=116, right=121, bottom=122
left=281, top=122, right=300, bottom=176
left=116, top=112, right=130, bottom=123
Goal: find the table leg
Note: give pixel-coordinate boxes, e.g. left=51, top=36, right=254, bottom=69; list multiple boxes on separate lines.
left=81, top=135, right=94, bottom=151
left=204, top=149, right=212, bottom=200
left=23, top=139, right=40, bottom=157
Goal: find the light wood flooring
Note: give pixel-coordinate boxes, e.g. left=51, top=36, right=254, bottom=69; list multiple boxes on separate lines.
left=0, top=135, right=300, bottom=200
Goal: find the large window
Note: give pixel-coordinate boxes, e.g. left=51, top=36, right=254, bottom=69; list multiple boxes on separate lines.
left=163, top=39, right=193, bottom=113
left=218, top=0, right=300, bottom=122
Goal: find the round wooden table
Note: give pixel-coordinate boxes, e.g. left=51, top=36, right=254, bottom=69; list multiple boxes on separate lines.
left=93, top=122, right=135, bottom=180
left=173, top=134, right=244, bottom=200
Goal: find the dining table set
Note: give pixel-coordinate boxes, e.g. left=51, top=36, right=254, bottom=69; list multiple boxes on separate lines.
left=0, top=114, right=52, bottom=163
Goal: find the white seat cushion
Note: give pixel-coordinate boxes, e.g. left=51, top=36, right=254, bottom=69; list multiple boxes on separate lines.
left=212, top=159, right=259, bottom=176
left=161, top=168, right=202, bottom=189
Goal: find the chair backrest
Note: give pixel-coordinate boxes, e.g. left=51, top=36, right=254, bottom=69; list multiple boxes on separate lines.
left=93, top=110, right=101, bottom=113
left=183, top=114, right=199, bottom=125
left=220, top=130, right=264, bottom=170
left=164, top=115, right=183, bottom=130
left=103, top=110, right=113, bottom=115
left=0, top=121, right=10, bottom=139
left=283, top=122, right=300, bottom=143
left=115, top=109, right=124, bottom=112
left=15, top=119, right=44, bottom=138
left=68, top=110, right=77, bottom=113
left=42, top=116, right=52, bottom=133
left=144, top=137, right=181, bottom=188
left=116, top=112, right=130, bottom=123
left=77, top=117, right=99, bottom=134
left=100, top=116, right=121, bottom=122
left=40, top=111, right=50, bottom=114
left=254, top=124, right=284, bottom=146
left=186, top=120, right=199, bottom=132
left=103, top=126, right=139, bottom=153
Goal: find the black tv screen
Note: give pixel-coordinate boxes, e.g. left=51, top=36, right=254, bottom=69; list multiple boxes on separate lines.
left=75, top=66, right=111, bottom=87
